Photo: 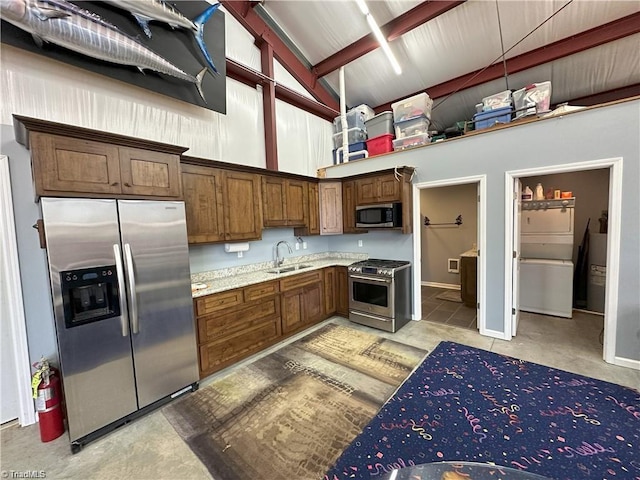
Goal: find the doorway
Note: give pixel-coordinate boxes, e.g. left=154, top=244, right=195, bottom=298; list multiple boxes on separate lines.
left=411, top=175, right=487, bottom=335
left=505, top=158, right=622, bottom=364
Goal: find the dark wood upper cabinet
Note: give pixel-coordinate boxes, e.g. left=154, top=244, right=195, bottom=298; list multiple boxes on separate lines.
left=223, top=171, right=263, bottom=241
left=355, top=172, right=402, bottom=205
left=181, top=164, right=262, bottom=244
left=262, top=175, right=309, bottom=227
left=294, top=181, right=320, bottom=236
left=14, top=115, right=185, bottom=200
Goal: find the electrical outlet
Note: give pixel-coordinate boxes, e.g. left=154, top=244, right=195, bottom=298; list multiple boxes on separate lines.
left=237, top=251, right=243, bottom=258
left=302, top=241, right=308, bottom=250
left=358, top=240, right=363, bottom=247
left=295, top=242, right=300, bottom=250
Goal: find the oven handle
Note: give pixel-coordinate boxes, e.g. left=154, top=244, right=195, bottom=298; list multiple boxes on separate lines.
left=350, top=274, right=391, bottom=283
left=112, top=243, right=129, bottom=337
left=350, top=310, right=392, bottom=322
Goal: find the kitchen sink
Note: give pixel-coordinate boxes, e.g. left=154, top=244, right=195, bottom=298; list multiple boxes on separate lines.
left=266, top=264, right=314, bottom=274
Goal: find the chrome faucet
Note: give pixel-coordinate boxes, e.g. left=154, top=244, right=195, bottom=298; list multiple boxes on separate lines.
left=275, top=240, right=293, bottom=267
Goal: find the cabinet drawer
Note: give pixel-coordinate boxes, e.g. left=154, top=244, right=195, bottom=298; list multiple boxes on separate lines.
left=197, top=296, right=280, bottom=343
left=279, top=270, right=323, bottom=291
left=199, top=319, right=281, bottom=375
left=244, top=280, right=280, bottom=302
left=195, top=289, right=243, bottom=316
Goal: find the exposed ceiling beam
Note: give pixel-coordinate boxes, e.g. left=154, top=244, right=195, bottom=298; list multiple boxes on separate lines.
left=226, top=59, right=339, bottom=122
left=312, top=1, right=466, bottom=79
left=564, top=84, right=640, bottom=107
left=221, top=0, right=339, bottom=111
left=374, top=12, right=640, bottom=112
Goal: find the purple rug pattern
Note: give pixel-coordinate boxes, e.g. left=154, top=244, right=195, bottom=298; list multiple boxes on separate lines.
left=324, top=341, right=640, bottom=480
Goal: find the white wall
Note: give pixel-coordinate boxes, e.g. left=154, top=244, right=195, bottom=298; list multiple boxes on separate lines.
left=325, top=101, right=640, bottom=363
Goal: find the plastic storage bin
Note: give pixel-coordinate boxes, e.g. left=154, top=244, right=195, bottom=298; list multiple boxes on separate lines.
left=513, top=81, right=552, bottom=118
left=333, top=104, right=375, bottom=132
left=482, top=90, right=512, bottom=110
left=391, top=92, right=433, bottom=122
left=365, top=111, right=394, bottom=138
left=394, top=115, right=430, bottom=139
left=366, top=134, right=394, bottom=156
left=332, top=141, right=367, bottom=164
left=473, top=106, right=512, bottom=130
left=332, top=127, right=367, bottom=149
left=393, top=133, right=430, bottom=151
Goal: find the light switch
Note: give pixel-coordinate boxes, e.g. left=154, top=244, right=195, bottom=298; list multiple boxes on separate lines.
left=358, top=240, right=363, bottom=247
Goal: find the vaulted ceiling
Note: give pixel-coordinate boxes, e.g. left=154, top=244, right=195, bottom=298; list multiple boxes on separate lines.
left=222, top=0, right=640, bottom=131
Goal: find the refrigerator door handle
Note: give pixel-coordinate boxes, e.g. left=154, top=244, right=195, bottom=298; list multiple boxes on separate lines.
left=123, top=243, right=139, bottom=334
left=113, top=244, right=129, bottom=337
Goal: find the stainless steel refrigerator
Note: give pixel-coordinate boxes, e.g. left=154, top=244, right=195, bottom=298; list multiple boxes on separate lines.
left=41, top=198, right=199, bottom=452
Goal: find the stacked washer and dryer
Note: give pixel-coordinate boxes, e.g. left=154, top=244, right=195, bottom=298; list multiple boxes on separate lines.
left=519, top=198, right=576, bottom=318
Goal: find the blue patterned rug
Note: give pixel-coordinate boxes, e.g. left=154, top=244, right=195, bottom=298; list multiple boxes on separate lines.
left=324, top=341, right=640, bottom=480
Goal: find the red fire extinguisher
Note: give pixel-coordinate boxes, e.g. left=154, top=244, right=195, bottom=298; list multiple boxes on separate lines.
left=32, top=358, right=65, bottom=442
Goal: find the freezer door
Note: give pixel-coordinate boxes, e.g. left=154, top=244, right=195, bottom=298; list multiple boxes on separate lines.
left=519, top=259, right=574, bottom=318
left=41, top=198, right=137, bottom=442
left=117, top=200, right=198, bottom=407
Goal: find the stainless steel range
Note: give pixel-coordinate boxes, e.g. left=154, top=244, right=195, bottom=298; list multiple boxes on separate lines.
left=348, top=259, right=412, bottom=333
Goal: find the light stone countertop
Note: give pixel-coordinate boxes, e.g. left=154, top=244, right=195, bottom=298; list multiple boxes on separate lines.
left=190, top=252, right=367, bottom=298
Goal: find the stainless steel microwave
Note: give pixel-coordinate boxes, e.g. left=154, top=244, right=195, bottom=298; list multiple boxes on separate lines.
left=356, top=203, right=402, bottom=228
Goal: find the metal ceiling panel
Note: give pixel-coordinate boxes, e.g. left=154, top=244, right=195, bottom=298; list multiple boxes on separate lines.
left=262, top=1, right=370, bottom=64
left=498, top=0, right=640, bottom=58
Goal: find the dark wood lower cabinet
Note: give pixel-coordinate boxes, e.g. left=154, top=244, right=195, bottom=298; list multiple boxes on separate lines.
left=336, top=266, right=349, bottom=317
left=195, top=266, right=348, bottom=379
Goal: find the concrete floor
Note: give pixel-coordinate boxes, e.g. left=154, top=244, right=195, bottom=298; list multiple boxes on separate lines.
left=2, top=307, right=638, bottom=480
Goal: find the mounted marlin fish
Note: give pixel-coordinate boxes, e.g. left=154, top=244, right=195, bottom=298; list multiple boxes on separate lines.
left=0, top=0, right=208, bottom=101
left=104, top=0, right=220, bottom=74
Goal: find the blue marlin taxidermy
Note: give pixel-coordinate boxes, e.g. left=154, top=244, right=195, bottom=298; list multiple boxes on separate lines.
left=0, top=0, right=208, bottom=101
left=104, top=0, right=220, bottom=74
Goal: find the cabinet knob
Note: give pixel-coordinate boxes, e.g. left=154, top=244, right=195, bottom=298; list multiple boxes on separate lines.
left=124, top=182, right=131, bottom=187
left=111, top=182, right=119, bottom=187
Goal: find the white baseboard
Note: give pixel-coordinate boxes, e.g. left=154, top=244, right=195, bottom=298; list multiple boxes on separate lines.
left=422, top=281, right=460, bottom=290
left=613, top=356, right=640, bottom=370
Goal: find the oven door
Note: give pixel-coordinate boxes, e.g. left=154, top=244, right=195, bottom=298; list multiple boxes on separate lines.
left=348, top=273, right=394, bottom=318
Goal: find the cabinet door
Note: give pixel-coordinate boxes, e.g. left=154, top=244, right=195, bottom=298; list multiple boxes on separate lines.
left=303, top=281, right=325, bottom=325
left=336, top=266, right=349, bottom=316
left=355, top=176, right=378, bottom=205
left=181, top=164, right=225, bottom=244
left=320, top=181, right=343, bottom=235
left=119, top=147, right=181, bottom=198
left=324, top=267, right=337, bottom=316
left=261, top=176, right=287, bottom=227
left=31, top=132, right=122, bottom=196
left=307, top=182, right=320, bottom=235
left=223, top=172, right=262, bottom=241
left=342, top=180, right=360, bottom=233
left=286, top=180, right=308, bottom=226
left=281, top=288, right=305, bottom=334
left=377, top=173, right=402, bottom=203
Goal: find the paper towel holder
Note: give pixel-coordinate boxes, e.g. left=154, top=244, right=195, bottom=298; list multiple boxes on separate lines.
left=225, top=242, right=250, bottom=253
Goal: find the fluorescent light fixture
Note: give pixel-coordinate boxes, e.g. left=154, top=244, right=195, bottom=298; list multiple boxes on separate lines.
left=355, top=0, right=369, bottom=15
left=355, top=0, right=402, bottom=75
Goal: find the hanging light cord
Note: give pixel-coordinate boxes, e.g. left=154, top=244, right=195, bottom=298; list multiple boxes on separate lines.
left=495, top=0, right=509, bottom=91
left=432, top=0, right=574, bottom=112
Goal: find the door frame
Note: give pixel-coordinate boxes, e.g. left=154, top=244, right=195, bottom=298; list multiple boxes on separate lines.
left=504, top=157, right=622, bottom=364
left=412, top=175, right=487, bottom=335
left=0, top=155, right=36, bottom=426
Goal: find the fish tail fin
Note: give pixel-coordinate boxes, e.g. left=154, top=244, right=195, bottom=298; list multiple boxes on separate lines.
left=193, top=2, right=220, bottom=75
left=195, top=67, right=208, bottom=104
